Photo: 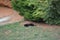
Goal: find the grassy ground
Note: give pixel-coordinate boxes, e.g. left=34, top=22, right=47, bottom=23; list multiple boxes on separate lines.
left=0, top=22, right=60, bottom=40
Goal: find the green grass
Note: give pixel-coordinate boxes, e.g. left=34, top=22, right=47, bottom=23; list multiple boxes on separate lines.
left=0, top=22, right=60, bottom=40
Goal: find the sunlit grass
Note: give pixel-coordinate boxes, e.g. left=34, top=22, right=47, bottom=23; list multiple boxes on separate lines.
left=0, top=22, right=60, bottom=40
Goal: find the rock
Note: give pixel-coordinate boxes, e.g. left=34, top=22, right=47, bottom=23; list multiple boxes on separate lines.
left=0, top=7, right=23, bottom=25
left=0, top=0, right=12, bottom=8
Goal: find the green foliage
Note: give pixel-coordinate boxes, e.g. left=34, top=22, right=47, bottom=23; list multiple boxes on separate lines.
left=44, top=0, right=60, bottom=25
left=11, top=0, right=60, bottom=25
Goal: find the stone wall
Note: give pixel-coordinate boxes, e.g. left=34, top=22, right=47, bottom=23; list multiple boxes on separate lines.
left=0, top=0, right=12, bottom=8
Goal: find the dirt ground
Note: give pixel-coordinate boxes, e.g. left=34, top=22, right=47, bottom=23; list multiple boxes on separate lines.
left=20, top=21, right=60, bottom=28
left=0, top=7, right=23, bottom=25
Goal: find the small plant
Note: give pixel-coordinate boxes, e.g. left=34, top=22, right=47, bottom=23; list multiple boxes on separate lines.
left=11, top=0, right=60, bottom=25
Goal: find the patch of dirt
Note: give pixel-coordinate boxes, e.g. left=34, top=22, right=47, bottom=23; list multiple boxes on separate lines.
left=20, top=20, right=60, bottom=28
left=4, top=30, right=12, bottom=35
left=0, top=7, right=23, bottom=25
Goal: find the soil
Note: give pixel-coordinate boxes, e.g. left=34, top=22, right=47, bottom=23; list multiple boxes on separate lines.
left=20, top=21, right=60, bottom=27
left=0, top=7, right=23, bottom=25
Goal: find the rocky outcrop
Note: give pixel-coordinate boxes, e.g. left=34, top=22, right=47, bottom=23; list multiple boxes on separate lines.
left=0, top=0, right=12, bottom=8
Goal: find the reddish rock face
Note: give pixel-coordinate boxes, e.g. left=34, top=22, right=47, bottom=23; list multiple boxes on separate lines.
left=0, top=7, right=23, bottom=25
left=0, top=0, right=12, bottom=8
left=0, top=7, right=13, bottom=18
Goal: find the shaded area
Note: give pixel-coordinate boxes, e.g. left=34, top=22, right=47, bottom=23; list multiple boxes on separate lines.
left=24, top=23, right=35, bottom=27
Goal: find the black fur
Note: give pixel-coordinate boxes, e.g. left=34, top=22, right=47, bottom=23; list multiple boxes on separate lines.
left=24, top=23, right=34, bottom=27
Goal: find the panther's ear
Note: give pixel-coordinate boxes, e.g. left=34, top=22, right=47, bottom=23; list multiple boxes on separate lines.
left=0, top=0, right=12, bottom=8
